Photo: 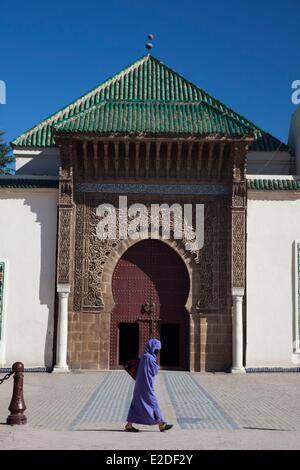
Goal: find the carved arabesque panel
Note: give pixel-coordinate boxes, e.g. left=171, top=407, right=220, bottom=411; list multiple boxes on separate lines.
left=57, top=209, right=73, bottom=284
left=231, top=210, right=245, bottom=288
left=73, top=195, right=85, bottom=311
left=231, top=180, right=246, bottom=289
left=73, top=195, right=228, bottom=311
left=83, top=203, right=119, bottom=308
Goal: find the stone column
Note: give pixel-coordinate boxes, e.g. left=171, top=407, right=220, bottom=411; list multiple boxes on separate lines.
left=231, top=287, right=245, bottom=373
left=53, top=141, right=75, bottom=373
left=53, top=284, right=70, bottom=373
left=229, top=141, right=251, bottom=374
left=189, top=313, right=195, bottom=372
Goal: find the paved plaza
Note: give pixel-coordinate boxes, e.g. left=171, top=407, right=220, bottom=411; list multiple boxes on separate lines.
left=0, top=371, right=300, bottom=449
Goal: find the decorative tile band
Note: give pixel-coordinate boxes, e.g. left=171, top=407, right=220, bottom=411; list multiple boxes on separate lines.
left=0, top=367, right=52, bottom=373
left=0, top=262, right=5, bottom=340
left=163, top=372, right=239, bottom=430
left=75, top=183, right=229, bottom=195
left=246, top=368, right=300, bottom=373
left=298, top=242, right=300, bottom=347
left=70, top=372, right=133, bottom=428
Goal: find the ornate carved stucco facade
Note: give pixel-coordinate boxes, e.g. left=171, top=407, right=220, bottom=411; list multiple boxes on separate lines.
left=55, top=135, right=251, bottom=372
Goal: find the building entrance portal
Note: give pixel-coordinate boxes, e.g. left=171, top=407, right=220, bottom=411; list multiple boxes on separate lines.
left=111, top=240, right=190, bottom=370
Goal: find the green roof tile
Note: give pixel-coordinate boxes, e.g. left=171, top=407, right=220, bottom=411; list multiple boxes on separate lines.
left=53, top=101, right=253, bottom=136
left=247, top=179, right=300, bottom=190
left=0, top=179, right=58, bottom=188
left=12, top=55, right=288, bottom=152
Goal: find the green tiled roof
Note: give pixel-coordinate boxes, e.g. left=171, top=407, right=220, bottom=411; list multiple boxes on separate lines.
left=247, top=179, right=300, bottom=190
left=0, top=178, right=58, bottom=188
left=12, top=55, right=287, bottom=152
left=54, top=101, right=254, bottom=135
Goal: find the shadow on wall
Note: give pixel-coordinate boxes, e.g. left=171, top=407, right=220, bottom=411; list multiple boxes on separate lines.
left=16, top=156, right=60, bottom=176
left=22, top=192, right=58, bottom=368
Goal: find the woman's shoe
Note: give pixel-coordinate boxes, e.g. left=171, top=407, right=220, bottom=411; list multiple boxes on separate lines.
left=124, top=424, right=139, bottom=432
left=159, top=423, right=173, bottom=432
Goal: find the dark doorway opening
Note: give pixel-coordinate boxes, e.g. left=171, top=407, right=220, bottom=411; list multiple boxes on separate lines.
left=118, top=323, right=139, bottom=365
left=160, top=324, right=180, bottom=367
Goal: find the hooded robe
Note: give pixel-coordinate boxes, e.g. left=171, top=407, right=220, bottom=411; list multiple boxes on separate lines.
left=127, top=338, right=164, bottom=425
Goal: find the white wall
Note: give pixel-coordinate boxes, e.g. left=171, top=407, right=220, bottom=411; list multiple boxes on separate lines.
left=246, top=191, right=300, bottom=367
left=0, top=189, right=58, bottom=368
left=14, top=148, right=60, bottom=176
left=246, top=151, right=291, bottom=175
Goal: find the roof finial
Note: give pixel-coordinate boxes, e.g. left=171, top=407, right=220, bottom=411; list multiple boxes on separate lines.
left=145, top=34, right=154, bottom=52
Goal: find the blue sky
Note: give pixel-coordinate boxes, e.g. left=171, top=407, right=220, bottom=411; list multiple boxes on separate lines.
left=0, top=0, right=299, bottom=157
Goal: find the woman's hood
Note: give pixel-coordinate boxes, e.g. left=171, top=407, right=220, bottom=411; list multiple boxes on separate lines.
left=144, top=338, right=161, bottom=356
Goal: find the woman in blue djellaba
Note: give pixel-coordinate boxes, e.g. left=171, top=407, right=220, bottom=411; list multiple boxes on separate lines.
left=124, top=338, right=173, bottom=432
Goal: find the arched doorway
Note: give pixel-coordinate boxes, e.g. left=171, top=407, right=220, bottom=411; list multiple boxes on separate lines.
left=111, top=239, right=190, bottom=369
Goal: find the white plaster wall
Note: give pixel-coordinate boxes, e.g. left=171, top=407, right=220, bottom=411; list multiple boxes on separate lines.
left=246, top=151, right=291, bottom=175
left=246, top=192, right=300, bottom=367
left=14, top=148, right=60, bottom=176
left=0, top=189, right=58, bottom=368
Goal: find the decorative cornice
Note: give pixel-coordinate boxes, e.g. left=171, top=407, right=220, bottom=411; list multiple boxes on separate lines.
left=75, top=183, right=229, bottom=195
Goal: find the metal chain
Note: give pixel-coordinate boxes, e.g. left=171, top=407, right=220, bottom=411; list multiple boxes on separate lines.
left=0, top=371, right=13, bottom=385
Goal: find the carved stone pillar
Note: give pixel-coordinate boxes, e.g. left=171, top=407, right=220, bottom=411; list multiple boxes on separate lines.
left=231, top=288, right=245, bottom=373
left=229, top=141, right=250, bottom=374
left=189, top=313, right=196, bottom=372
left=53, top=141, right=75, bottom=372
left=53, top=284, right=70, bottom=372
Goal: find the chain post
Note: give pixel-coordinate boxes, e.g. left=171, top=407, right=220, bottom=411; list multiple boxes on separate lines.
left=6, top=362, right=27, bottom=425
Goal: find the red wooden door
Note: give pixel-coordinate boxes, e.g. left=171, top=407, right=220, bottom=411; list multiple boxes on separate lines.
left=111, top=240, right=190, bottom=369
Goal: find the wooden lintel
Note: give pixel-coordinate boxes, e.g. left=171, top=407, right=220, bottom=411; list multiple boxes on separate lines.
left=125, top=142, right=130, bottom=178
left=197, top=142, right=203, bottom=179
left=145, top=142, right=151, bottom=178
left=93, top=141, right=98, bottom=178
left=217, top=143, right=225, bottom=179
left=166, top=142, right=172, bottom=178
left=70, top=142, right=78, bottom=176
left=176, top=142, right=182, bottom=178
left=155, top=141, right=161, bottom=178
left=207, top=143, right=215, bottom=178
left=114, top=142, right=119, bottom=178
left=135, top=142, right=140, bottom=178
left=83, top=141, right=88, bottom=176
left=104, top=142, right=109, bottom=178
left=186, top=142, right=193, bottom=179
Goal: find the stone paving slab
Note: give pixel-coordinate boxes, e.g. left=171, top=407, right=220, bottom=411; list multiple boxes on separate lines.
left=192, top=373, right=300, bottom=432
left=1, top=426, right=300, bottom=450
left=0, top=371, right=106, bottom=430
left=1, top=370, right=300, bottom=449
left=164, top=372, right=239, bottom=430
left=71, top=372, right=133, bottom=428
